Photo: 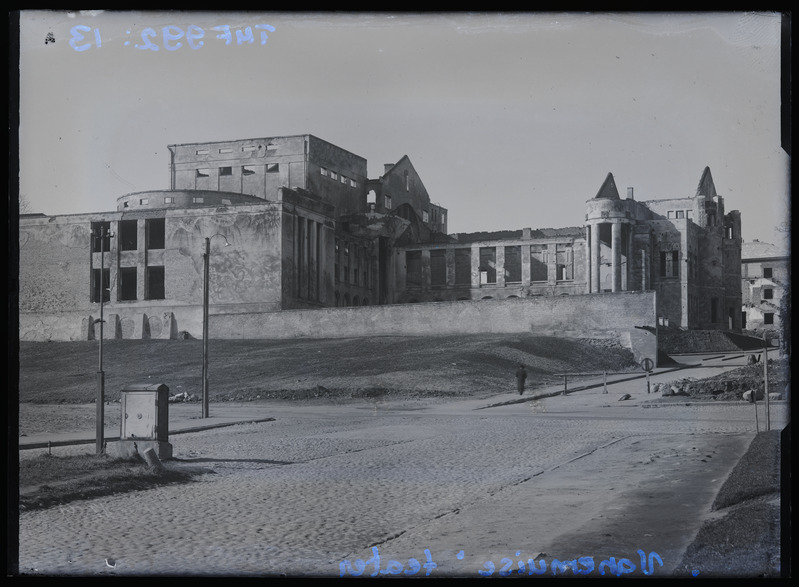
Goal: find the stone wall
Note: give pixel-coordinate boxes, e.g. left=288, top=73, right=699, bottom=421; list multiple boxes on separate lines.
left=215, top=291, right=658, bottom=365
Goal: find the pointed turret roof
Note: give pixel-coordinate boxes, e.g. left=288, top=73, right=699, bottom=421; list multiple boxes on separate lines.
left=694, top=166, right=717, bottom=199
left=594, top=172, right=620, bottom=200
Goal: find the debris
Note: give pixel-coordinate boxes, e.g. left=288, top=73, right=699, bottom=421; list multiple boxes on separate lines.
left=618, top=393, right=631, bottom=401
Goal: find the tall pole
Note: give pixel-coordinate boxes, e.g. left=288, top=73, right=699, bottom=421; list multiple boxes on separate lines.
left=763, top=333, right=770, bottom=431
left=96, top=226, right=107, bottom=455
left=202, top=237, right=210, bottom=419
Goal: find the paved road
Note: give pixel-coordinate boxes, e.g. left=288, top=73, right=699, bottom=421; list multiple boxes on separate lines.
left=16, top=356, right=788, bottom=578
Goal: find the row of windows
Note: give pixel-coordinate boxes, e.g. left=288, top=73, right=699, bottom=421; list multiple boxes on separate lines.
left=334, top=240, right=370, bottom=288
left=196, top=164, right=279, bottom=178
left=406, top=244, right=575, bottom=288
left=666, top=210, right=693, bottom=220
left=320, top=167, right=358, bottom=188
left=195, top=144, right=277, bottom=155
left=334, top=292, right=370, bottom=307
left=92, top=219, right=166, bottom=253
left=91, top=266, right=165, bottom=303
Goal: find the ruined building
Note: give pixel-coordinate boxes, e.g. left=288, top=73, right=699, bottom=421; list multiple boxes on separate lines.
left=740, top=239, right=789, bottom=335
left=18, top=134, right=742, bottom=342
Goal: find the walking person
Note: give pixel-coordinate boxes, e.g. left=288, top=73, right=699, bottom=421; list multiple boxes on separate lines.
left=516, top=364, right=528, bottom=395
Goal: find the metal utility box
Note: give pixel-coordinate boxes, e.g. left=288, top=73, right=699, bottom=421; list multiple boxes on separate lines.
left=115, top=383, right=172, bottom=460
left=121, top=383, right=169, bottom=441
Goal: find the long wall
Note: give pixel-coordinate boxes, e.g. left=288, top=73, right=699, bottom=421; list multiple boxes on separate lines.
left=216, top=291, right=658, bottom=365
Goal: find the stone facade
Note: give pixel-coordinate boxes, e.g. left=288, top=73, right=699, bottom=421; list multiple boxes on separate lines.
left=393, top=168, right=743, bottom=332
left=740, top=240, right=789, bottom=338
left=19, top=134, right=742, bottom=344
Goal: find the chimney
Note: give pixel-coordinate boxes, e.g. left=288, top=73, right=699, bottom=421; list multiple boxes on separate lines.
left=522, top=227, right=532, bottom=240
left=627, top=187, right=634, bottom=200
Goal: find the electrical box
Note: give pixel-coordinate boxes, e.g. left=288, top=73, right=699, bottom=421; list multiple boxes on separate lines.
left=120, top=383, right=169, bottom=442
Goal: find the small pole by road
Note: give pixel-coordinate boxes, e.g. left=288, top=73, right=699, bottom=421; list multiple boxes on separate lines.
left=753, top=392, right=760, bottom=433
left=563, top=374, right=568, bottom=396
left=603, top=371, right=608, bottom=394
left=763, top=333, right=770, bottom=431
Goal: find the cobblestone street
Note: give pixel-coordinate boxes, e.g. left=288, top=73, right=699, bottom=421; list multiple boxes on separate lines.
left=18, top=374, right=788, bottom=577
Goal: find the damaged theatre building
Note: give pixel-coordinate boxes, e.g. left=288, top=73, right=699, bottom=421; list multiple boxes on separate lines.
left=19, top=134, right=743, bottom=364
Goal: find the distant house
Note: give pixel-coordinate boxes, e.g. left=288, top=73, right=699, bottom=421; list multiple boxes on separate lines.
left=740, top=239, right=789, bottom=339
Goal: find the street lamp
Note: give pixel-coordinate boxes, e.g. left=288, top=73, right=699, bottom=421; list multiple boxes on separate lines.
left=93, top=224, right=114, bottom=454
left=202, top=233, right=231, bottom=418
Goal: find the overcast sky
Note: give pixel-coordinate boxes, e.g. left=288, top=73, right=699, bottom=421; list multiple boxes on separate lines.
left=17, top=11, right=789, bottom=245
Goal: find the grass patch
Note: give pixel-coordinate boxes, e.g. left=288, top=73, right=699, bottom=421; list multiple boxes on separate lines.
left=19, top=452, right=203, bottom=511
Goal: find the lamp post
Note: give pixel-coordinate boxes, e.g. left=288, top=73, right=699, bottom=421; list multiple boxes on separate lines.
left=94, top=224, right=114, bottom=455
left=202, top=233, right=230, bottom=418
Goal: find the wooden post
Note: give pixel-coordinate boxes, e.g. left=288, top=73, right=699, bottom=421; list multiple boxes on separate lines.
left=763, top=334, right=770, bottom=431
left=563, top=374, right=568, bottom=396
left=603, top=371, right=608, bottom=394
left=753, top=392, right=760, bottom=433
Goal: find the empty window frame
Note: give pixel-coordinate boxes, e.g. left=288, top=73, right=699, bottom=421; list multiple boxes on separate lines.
left=530, top=244, right=548, bottom=282
left=146, top=266, right=165, bottom=300
left=164, top=197, right=174, bottom=204
left=763, top=288, right=774, bottom=300
left=91, top=221, right=112, bottom=252
left=192, top=197, right=204, bottom=204
left=406, top=250, right=422, bottom=287
left=384, top=194, right=392, bottom=209
left=119, top=267, right=137, bottom=301
left=146, top=218, right=166, bottom=250
left=320, top=167, right=329, bottom=177
left=556, top=244, right=573, bottom=280
left=675, top=210, right=685, bottom=219
left=710, top=297, right=719, bottom=323
left=341, top=175, right=348, bottom=184
left=139, top=198, right=149, bottom=205
left=196, top=169, right=210, bottom=178
left=330, top=171, right=338, bottom=180
left=431, top=249, right=446, bottom=286
left=242, top=145, right=257, bottom=152
left=454, top=248, right=471, bottom=285
left=91, top=268, right=110, bottom=303
left=763, top=267, right=773, bottom=279
left=350, top=179, right=357, bottom=188
left=660, top=250, right=679, bottom=278
left=479, top=247, right=497, bottom=284
left=764, top=312, right=774, bottom=325
left=242, top=165, right=257, bottom=176
left=334, top=239, right=340, bottom=282
left=195, top=149, right=209, bottom=155
left=266, top=164, right=279, bottom=173
left=218, top=147, right=233, bottom=154
left=504, top=245, right=522, bottom=283
left=219, top=166, right=233, bottom=176
left=119, top=219, right=138, bottom=251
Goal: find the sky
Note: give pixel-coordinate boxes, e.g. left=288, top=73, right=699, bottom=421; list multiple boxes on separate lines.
left=17, top=11, right=790, bottom=246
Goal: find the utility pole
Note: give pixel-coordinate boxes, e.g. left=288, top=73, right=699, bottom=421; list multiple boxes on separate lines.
left=763, top=333, right=770, bottom=431
left=95, top=225, right=113, bottom=455
left=202, top=237, right=210, bottom=419
left=202, top=234, right=231, bottom=419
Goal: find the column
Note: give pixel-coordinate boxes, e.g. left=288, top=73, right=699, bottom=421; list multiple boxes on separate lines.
left=591, top=223, right=601, bottom=293
left=470, top=246, right=480, bottom=288
left=611, top=220, right=622, bottom=292
left=585, top=226, right=591, bottom=293
left=496, top=246, right=506, bottom=287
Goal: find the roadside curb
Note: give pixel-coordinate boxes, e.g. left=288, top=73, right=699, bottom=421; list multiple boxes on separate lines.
left=18, top=417, right=276, bottom=451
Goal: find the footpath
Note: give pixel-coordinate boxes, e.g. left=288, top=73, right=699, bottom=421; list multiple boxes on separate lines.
left=18, top=353, right=766, bottom=451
